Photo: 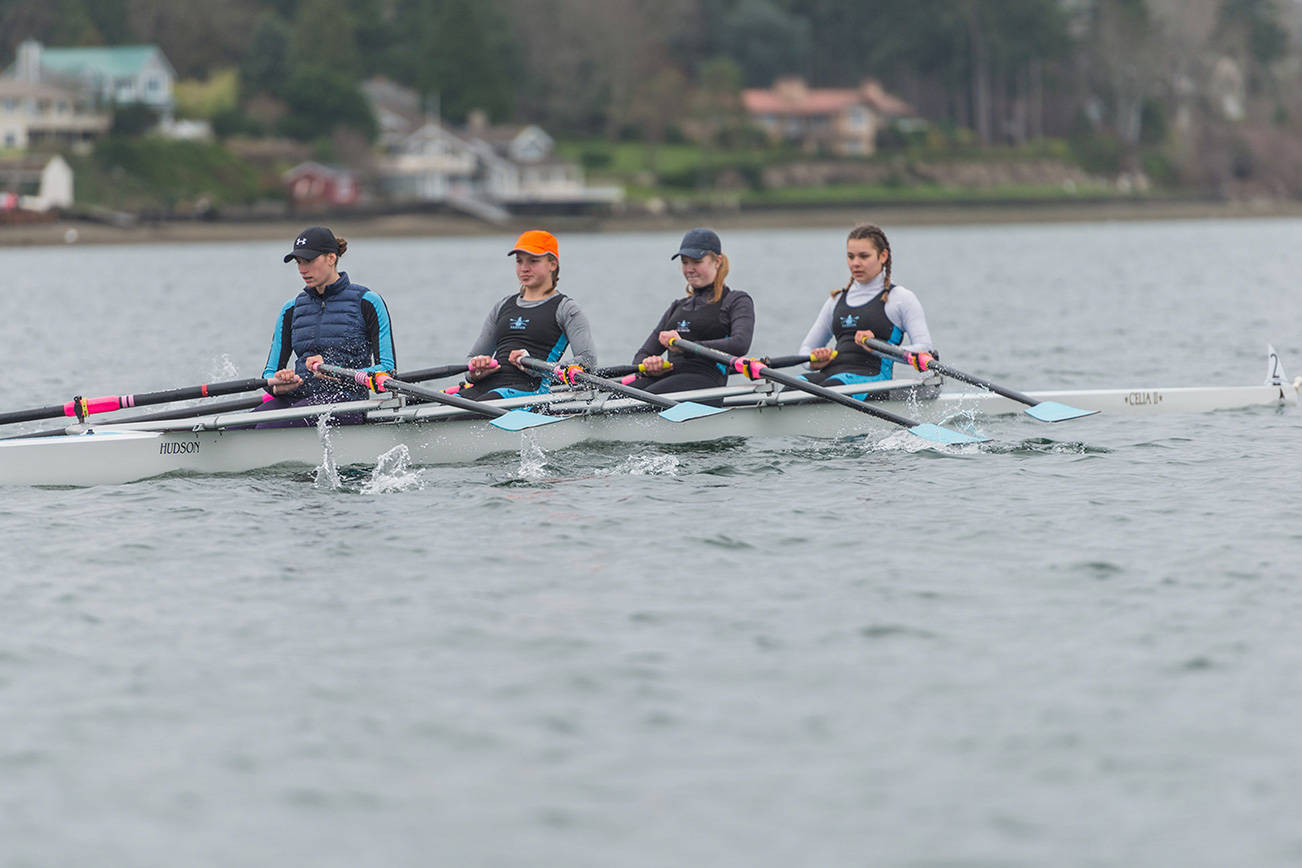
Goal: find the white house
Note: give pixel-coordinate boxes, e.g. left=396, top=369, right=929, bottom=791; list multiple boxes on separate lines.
left=0, top=154, right=74, bottom=211
left=7, top=40, right=175, bottom=117
left=0, top=76, right=109, bottom=150
left=462, top=115, right=622, bottom=208
left=364, top=79, right=622, bottom=217
left=375, top=121, right=480, bottom=202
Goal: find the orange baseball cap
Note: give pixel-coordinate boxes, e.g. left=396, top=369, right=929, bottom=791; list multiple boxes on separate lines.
left=507, top=229, right=558, bottom=260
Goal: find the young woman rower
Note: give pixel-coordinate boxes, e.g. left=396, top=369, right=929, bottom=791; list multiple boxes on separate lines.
left=459, top=230, right=596, bottom=400
left=257, top=226, right=397, bottom=426
left=797, top=223, right=934, bottom=391
left=626, top=228, right=755, bottom=394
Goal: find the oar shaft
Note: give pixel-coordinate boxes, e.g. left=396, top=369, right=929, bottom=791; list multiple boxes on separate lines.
left=518, top=357, right=678, bottom=409
left=0, top=395, right=274, bottom=440
left=857, top=337, right=1039, bottom=406
left=669, top=338, right=923, bottom=428
left=314, top=363, right=509, bottom=419
left=0, top=376, right=268, bottom=425
left=394, top=363, right=469, bottom=383
left=762, top=353, right=823, bottom=369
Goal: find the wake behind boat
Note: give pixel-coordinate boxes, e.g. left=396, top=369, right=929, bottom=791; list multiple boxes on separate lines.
left=0, top=347, right=1294, bottom=487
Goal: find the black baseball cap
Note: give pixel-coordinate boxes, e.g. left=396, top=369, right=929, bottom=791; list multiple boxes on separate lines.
left=284, top=226, right=338, bottom=262
left=671, top=227, right=722, bottom=260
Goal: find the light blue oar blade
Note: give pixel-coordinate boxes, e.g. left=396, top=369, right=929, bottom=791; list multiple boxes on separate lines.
left=907, top=423, right=989, bottom=445
left=490, top=409, right=565, bottom=431
left=1024, top=401, right=1099, bottom=423
left=658, top=401, right=728, bottom=423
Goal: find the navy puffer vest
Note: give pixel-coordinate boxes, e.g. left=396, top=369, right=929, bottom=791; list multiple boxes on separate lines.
left=291, top=273, right=373, bottom=400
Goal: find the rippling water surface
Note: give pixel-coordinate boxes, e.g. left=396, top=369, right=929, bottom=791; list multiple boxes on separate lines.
left=2, top=219, right=1301, bottom=866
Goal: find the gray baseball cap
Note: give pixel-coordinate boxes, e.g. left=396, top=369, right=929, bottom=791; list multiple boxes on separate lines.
left=671, top=227, right=722, bottom=260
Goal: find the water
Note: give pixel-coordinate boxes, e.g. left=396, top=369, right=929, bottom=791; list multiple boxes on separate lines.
left=2, top=219, right=1301, bottom=866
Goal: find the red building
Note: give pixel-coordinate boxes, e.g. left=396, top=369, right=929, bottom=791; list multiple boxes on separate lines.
left=283, top=161, right=360, bottom=208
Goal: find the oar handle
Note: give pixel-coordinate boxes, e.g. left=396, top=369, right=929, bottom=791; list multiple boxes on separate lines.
left=314, top=363, right=510, bottom=419
left=517, top=355, right=679, bottom=410
left=857, top=336, right=1039, bottom=406
left=618, top=361, right=674, bottom=385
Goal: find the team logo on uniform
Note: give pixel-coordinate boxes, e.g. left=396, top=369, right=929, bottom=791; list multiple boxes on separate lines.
left=509, top=316, right=529, bottom=330
left=677, top=320, right=691, bottom=332
left=839, top=314, right=859, bottom=328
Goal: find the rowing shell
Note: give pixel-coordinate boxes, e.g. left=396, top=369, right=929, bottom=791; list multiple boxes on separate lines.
left=1, top=362, right=1295, bottom=487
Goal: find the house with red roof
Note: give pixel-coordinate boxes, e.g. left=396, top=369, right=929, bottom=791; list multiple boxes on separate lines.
left=742, top=77, right=916, bottom=157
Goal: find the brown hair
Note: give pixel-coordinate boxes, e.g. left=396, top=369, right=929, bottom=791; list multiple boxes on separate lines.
left=833, top=223, right=891, bottom=300
left=685, top=252, right=729, bottom=304
left=334, top=236, right=348, bottom=257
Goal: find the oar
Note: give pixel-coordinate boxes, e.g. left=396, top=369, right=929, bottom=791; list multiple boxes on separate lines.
left=617, top=353, right=815, bottom=385
left=0, top=394, right=273, bottom=440
left=517, top=356, right=726, bottom=422
left=667, top=337, right=987, bottom=445
left=0, top=362, right=477, bottom=432
left=0, top=376, right=270, bottom=426
left=856, top=336, right=1097, bottom=423
left=313, top=363, right=564, bottom=431
left=395, top=362, right=473, bottom=382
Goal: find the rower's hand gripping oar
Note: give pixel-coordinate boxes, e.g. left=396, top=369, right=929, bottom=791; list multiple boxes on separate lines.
left=666, top=337, right=987, bottom=445
left=856, top=336, right=1097, bottom=423
left=0, top=376, right=271, bottom=426
left=313, top=364, right=564, bottom=431
left=517, top=355, right=726, bottom=422
left=616, top=353, right=818, bottom=385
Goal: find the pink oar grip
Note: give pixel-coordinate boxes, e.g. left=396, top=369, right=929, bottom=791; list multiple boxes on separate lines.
left=63, top=395, right=127, bottom=417
left=86, top=396, right=126, bottom=414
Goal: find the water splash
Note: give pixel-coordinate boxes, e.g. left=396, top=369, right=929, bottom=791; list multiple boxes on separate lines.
left=515, top=433, right=549, bottom=481
left=870, top=427, right=985, bottom=454
left=208, top=353, right=241, bottom=381
left=312, top=413, right=341, bottom=490
left=361, top=445, right=424, bottom=494
left=598, top=453, right=681, bottom=476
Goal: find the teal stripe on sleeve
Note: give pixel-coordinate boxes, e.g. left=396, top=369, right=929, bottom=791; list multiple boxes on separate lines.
left=262, top=298, right=297, bottom=378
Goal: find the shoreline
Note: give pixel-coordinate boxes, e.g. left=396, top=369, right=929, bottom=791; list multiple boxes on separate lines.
left=4, top=197, right=1302, bottom=248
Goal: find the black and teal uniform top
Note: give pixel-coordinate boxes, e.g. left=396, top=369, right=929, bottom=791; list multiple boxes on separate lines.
left=464, top=292, right=597, bottom=397
left=631, top=286, right=755, bottom=386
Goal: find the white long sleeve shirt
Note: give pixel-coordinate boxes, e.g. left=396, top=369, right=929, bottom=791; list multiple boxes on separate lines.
left=798, top=274, right=933, bottom=359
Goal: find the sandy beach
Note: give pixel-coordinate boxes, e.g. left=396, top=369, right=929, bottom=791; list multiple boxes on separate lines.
left=3, top=197, right=1301, bottom=248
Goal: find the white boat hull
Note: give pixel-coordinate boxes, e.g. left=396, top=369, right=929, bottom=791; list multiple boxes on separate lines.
left=0, top=374, right=1295, bottom=487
